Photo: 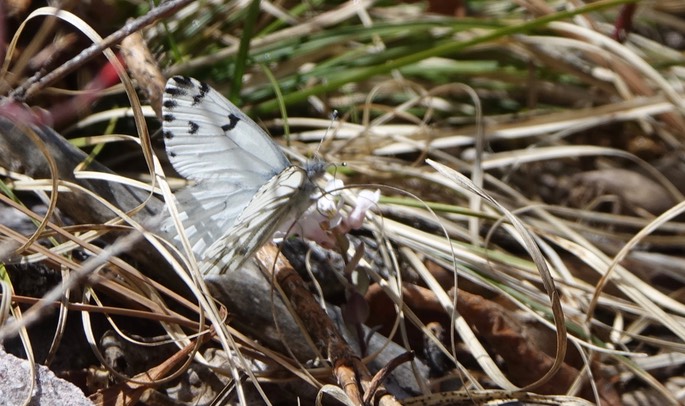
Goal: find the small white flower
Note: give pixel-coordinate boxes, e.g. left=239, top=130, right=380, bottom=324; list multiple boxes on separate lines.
left=275, top=180, right=380, bottom=249
left=315, top=179, right=345, bottom=229
left=344, top=189, right=380, bottom=231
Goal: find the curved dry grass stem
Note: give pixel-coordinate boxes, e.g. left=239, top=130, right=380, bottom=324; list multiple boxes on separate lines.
left=427, top=159, right=568, bottom=390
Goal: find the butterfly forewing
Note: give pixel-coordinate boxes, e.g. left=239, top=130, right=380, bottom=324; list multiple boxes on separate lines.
left=161, top=76, right=326, bottom=275
left=162, top=76, right=290, bottom=182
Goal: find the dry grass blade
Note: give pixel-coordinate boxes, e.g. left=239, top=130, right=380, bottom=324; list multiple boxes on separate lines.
left=426, top=159, right=568, bottom=390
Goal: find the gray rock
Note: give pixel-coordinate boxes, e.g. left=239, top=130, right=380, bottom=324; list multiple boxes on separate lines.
left=0, top=346, right=93, bottom=406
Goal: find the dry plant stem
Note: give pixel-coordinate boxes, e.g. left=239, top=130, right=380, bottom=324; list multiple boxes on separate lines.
left=120, top=32, right=165, bottom=118
left=363, top=351, right=415, bottom=405
left=9, top=0, right=194, bottom=102
left=89, top=328, right=212, bottom=406
left=0, top=119, right=192, bottom=292
left=7, top=293, right=199, bottom=329
left=0, top=118, right=162, bottom=223
left=0, top=227, right=144, bottom=341
left=449, top=287, right=581, bottom=394
left=256, top=245, right=401, bottom=406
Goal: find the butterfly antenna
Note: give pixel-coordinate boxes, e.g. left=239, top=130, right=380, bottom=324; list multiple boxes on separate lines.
left=315, top=109, right=339, bottom=156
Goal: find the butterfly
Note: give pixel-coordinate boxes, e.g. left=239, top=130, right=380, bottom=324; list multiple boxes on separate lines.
left=161, top=76, right=327, bottom=276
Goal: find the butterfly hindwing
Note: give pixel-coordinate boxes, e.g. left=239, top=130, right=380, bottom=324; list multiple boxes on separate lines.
left=200, top=166, right=313, bottom=275
left=166, top=179, right=255, bottom=255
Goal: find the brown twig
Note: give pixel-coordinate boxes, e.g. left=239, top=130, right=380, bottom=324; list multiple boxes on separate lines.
left=9, top=0, right=194, bottom=102
left=89, top=328, right=213, bottom=406
left=363, top=351, right=415, bottom=405
left=121, top=32, right=165, bottom=118
left=256, top=244, right=401, bottom=406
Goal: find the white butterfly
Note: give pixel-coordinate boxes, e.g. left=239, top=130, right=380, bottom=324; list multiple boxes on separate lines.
left=161, top=76, right=327, bottom=275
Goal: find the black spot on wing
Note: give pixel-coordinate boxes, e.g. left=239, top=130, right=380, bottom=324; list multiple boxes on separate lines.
left=188, top=121, right=199, bottom=134
left=164, top=86, right=184, bottom=98
left=163, top=130, right=174, bottom=139
left=162, top=113, right=175, bottom=122
left=192, top=81, right=211, bottom=106
left=221, top=113, right=240, bottom=132
left=163, top=99, right=177, bottom=109
left=172, top=76, right=193, bottom=87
